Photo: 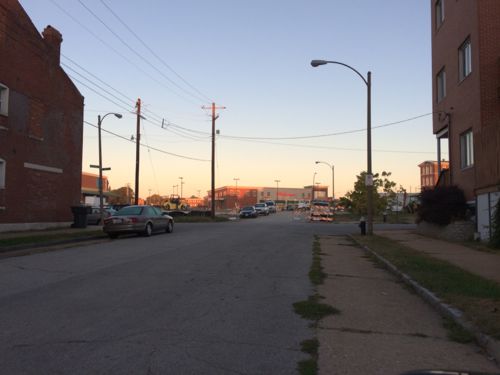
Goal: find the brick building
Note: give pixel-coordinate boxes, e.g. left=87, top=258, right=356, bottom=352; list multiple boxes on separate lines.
left=418, top=160, right=449, bottom=190
left=81, top=172, right=110, bottom=205
left=0, top=1, right=84, bottom=231
left=207, top=185, right=328, bottom=210
left=431, top=0, right=500, bottom=240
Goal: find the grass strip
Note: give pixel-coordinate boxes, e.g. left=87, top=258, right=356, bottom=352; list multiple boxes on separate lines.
left=353, top=234, right=500, bottom=339
left=0, top=230, right=104, bottom=248
left=298, top=338, right=319, bottom=375
left=173, top=216, right=229, bottom=223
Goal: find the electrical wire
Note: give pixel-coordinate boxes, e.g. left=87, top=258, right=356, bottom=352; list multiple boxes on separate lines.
left=48, top=0, right=201, bottom=106
left=84, top=121, right=210, bottom=162
left=99, top=0, right=213, bottom=103
left=76, top=0, right=206, bottom=105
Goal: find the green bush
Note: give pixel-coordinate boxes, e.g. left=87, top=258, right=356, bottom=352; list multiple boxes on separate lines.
left=416, top=186, right=467, bottom=226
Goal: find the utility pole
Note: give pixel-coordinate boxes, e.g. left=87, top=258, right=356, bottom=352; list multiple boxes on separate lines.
left=202, top=102, right=226, bottom=219
left=134, top=98, right=142, bottom=205
left=234, top=178, right=240, bottom=206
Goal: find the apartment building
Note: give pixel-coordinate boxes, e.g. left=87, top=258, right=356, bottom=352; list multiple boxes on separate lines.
left=431, top=0, right=500, bottom=240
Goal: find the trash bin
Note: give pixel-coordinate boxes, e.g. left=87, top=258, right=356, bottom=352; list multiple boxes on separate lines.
left=359, top=216, right=366, bottom=235
left=71, top=205, right=92, bottom=228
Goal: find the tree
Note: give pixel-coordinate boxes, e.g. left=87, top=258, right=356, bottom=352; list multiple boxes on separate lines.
left=147, top=194, right=163, bottom=206
left=345, top=171, right=397, bottom=215
left=108, top=186, right=134, bottom=205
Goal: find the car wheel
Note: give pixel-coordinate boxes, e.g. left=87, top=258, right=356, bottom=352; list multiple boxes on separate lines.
left=166, top=220, right=174, bottom=233
left=144, top=223, right=153, bottom=237
left=108, top=233, right=118, bottom=239
left=165, top=204, right=170, bottom=210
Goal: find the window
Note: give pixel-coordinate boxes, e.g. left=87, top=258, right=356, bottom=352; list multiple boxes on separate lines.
left=435, top=0, right=444, bottom=29
left=0, top=84, right=9, bottom=116
left=459, top=38, right=472, bottom=81
left=0, top=159, right=5, bottom=189
left=437, top=68, right=446, bottom=102
left=460, top=130, right=474, bottom=168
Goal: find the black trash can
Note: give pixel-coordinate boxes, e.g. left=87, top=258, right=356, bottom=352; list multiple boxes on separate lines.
left=71, top=205, right=92, bottom=228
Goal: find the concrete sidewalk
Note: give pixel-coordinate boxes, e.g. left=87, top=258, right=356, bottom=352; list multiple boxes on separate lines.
left=376, top=230, right=500, bottom=284
left=317, top=235, right=499, bottom=375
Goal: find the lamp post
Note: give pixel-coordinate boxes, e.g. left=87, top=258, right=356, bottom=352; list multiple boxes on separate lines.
left=179, top=177, right=184, bottom=198
left=91, top=112, right=122, bottom=225
left=274, top=179, right=280, bottom=202
left=315, top=161, right=335, bottom=205
left=233, top=178, right=240, bottom=204
left=311, top=59, right=373, bottom=235
left=312, top=172, right=317, bottom=201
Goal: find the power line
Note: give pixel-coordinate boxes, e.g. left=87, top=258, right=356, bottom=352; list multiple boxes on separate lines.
left=219, top=136, right=437, bottom=155
left=99, top=0, right=213, bottom=103
left=76, top=0, right=207, bottom=105
left=48, top=0, right=201, bottom=106
left=84, top=121, right=210, bottom=162
left=219, top=113, right=434, bottom=141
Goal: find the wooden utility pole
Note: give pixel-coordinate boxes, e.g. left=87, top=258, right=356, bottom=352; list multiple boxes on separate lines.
left=202, top=102, right=225, bottom=218
left=134, top=98, right=141, bottom=205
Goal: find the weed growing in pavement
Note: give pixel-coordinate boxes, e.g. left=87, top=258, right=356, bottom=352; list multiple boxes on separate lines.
left=297, top=338, right=319, bottom=375
left=293, top=295, right=340, bottom=322
left=309, top=237, right=327, bottom=285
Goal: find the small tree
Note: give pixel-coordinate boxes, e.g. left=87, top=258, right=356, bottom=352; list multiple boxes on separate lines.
left=345, top=171, right=397, bottom=215
left=416, top=185, right=467, bottom=226
left=489, top=199, right=500, bottom=248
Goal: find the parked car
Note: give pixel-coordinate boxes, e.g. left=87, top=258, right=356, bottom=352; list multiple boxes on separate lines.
left=239, top=206, right=258, bottom=218
left=254, top=203, right=270, bottom=216
left=265, top=201, right=277, bottom=213
left=87, top=207, right=116, bottom=225
left=103, top=205, right=174, bottom=238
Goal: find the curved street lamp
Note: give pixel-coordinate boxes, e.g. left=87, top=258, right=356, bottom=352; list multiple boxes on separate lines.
left=96, top=112, right=122, bottom=225
left=315, top=161, right=335, bottom=204
left=311, top=59, right=373, bottom=235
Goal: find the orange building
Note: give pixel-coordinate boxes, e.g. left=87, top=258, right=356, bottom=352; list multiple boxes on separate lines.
left=418, top=160, right=449, bottom=190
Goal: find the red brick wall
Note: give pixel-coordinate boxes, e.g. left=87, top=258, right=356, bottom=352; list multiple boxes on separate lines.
left=475, top=1, right=500, bottom=194
left=431, top=0, right=500, bottom=200
left=0, top=1, right=84, bottom=223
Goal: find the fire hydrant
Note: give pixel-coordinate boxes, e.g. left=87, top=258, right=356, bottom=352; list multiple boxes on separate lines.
left=359, top=216, right=366, bottom=235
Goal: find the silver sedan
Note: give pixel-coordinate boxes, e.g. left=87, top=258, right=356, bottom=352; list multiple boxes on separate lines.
left=103, top=205, right=174, bottom=239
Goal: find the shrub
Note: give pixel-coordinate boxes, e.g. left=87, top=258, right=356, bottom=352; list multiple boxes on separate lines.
left=416, top=186, right=467, bottom=226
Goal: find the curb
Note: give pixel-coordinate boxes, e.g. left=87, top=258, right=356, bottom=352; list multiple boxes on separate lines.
left=0, top=235, right=108, bottom=258
left=348, top=234, right=500, bottom=364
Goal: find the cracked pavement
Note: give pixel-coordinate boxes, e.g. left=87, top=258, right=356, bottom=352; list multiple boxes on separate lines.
left=0, top=212, right=358, bottom=374
left=317, top=235, right=500, bottom=375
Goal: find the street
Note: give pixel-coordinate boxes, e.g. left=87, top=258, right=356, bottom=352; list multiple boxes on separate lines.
left=0, top=213, right=496, bottom=374
left=0, top=212, right=348, bottom=374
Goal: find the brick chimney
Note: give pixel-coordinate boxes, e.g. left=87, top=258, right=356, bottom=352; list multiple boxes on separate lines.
left=42, top=25, right=62, bottom=65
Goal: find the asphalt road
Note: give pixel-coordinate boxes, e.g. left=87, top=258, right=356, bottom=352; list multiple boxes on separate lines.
left=0, top=212, right=372, bottom=374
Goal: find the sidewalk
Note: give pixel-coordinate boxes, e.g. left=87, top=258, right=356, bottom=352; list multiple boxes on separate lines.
left=376, top=229, right=500, bottom=284
left=317, top=235, right=499, bottom=374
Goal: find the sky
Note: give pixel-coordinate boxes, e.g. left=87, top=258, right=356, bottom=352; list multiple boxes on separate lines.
left=19, top=0, right=439, bottom=199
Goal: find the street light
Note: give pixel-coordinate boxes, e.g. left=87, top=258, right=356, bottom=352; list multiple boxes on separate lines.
left=315, top=161, right=335, bottom=205
left=92, top=112, right=122, bottom=225
left=312, top=172, right=317, bottom=201
left=233, top=178, right=240, bottom=206
left=179, top=177, right=184, bottom=198
left=311, top=59, right=373, bottom=235
left=274, top=179, right=280, bottom=202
